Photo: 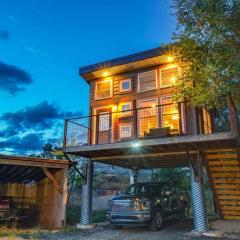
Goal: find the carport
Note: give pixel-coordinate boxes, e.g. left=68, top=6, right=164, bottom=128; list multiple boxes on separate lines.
left=0, top=154, right=69, bottom=229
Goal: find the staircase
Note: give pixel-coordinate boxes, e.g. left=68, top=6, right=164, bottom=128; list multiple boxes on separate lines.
left=205, top=149, right=240, bottom=220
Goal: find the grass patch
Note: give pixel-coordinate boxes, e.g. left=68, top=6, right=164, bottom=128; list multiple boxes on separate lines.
left=67, top=206, right=107, bottom=225
left=0, top=226, right=81, bottom=239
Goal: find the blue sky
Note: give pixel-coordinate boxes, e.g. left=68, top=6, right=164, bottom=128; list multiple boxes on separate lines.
left=0, top=0, right=176, bottom=154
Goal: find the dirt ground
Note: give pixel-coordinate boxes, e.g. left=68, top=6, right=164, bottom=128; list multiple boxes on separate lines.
left=35, top=220, right=240, bottom=240
left=1, top=219, right=239, bottom=240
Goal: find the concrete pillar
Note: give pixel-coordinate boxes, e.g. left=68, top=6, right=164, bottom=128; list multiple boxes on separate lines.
left=190, top=156, right=208, bottom=233
left=130, top=169, right=139, bottom=185
left=81, top=160, right=94, bottom=225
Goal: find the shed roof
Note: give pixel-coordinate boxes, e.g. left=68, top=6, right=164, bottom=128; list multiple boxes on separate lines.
left=0, top=154, right=69, bottom=184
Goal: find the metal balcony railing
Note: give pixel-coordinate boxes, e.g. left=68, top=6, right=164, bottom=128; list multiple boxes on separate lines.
left=63, top=102, right=232, bottom=148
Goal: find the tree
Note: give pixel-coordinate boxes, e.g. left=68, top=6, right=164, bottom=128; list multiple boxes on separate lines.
left=171, top=0, right=240, bottom=109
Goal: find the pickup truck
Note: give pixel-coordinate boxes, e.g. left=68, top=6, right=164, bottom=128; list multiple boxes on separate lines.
left=107, top=182, right=189, bottom=230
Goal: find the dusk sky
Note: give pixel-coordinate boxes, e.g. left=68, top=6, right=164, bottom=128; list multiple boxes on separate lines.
left=0, top=0, right=176, bottom=154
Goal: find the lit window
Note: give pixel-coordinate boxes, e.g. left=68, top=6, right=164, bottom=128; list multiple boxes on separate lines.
left=160, top=66, right=178, bottom=88
left=138, top=98, right=158, bottom=136
left=138, top=70, right=157, bottom=92
left=119, top=102, right=132, bottom=117
left=161, top=96, right=179, bottom=131
left=120, top=124, right=132, bottom=139
left=120, top=79, right=131, bottom=92
left=99, top=113, right=110, bottom=131
left=95, top=79, right=112, bottom=100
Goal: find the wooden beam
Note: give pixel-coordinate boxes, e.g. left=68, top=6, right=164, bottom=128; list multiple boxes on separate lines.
left=42, top=167, right=63, bottom=195
left=92, top=150, right=197, bottom=161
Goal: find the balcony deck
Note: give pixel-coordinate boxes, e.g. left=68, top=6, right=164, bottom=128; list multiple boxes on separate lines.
left=63, top=102, right=240, bottom=169
left=64, top=131, right=238, bottom=169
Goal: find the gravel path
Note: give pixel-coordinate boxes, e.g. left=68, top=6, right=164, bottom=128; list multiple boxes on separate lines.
left=38, top=220, right=240, bottom=240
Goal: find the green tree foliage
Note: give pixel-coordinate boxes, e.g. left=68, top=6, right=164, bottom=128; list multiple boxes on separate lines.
left=151, top=168, right=190, bottom=192
left=172, top=0, right=240, bottom=109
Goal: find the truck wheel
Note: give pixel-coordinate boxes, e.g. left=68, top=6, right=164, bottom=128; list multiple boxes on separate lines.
left=111, top=224, right=122, bottom=230
left=149, top=211, right=163, bottom=231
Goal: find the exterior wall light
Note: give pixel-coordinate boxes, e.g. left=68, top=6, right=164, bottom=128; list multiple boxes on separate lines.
left=167, top=56, right=174, bottom=62
left=102, top=71, right=110, bottom=77
left=112, top=105, right=118, bottom=111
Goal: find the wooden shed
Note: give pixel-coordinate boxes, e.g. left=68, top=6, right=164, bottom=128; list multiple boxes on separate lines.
left=0, top=154, right=69, bottom=229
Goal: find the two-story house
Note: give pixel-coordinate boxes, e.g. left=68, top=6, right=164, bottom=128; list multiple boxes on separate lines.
left=63, top=46, right=240, bottom=231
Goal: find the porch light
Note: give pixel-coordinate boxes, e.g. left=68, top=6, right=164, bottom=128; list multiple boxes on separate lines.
left=132, top=142, right=140, bottom=148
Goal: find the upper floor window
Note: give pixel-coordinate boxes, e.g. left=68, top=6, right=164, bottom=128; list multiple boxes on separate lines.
left=138, top=70, right=157, bottom=92
left=95, top=79, right=112, bottom=100
left=160, top=66, right=178, bottom=88
left=120, top=79, right=131, bottom=92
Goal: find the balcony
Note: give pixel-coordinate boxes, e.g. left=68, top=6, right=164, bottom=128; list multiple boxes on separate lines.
left=63, top=103, right=239, bottom=168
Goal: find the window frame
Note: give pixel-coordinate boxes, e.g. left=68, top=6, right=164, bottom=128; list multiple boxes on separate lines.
left=98, top=112, right=111, bottom=132
left=119, top=78, right=132, bottom=92
left=160, top=95, right=179, bottom=131
left=119, top=123, right=132, bottom=139
left=159, top=65, right=179, bottom=89
left=119, top=101, right=133, bottom=117
left=137, top=69, right=157, bottom=93
left=94, top=79, right=113, bottom=100
left=138, top=98, right=159, bottom=136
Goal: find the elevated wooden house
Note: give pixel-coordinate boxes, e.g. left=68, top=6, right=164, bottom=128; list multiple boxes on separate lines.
left=63, top=46, right=240, bottom=229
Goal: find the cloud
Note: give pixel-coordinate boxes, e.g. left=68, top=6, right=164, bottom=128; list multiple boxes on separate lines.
left=0, top=101, right=77, bottom=138
left=0, top=61, right=33, bottom=95
left=0, top=133, right=45, bottom=153
left=0, top=101, right=80, bottom=153
left=0, top=30, right=9, bottom=40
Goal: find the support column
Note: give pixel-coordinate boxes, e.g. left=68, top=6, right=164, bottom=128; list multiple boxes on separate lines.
left=81, top=160, right=94, bottom=226
left=130, top=169, right=139, bottom=185
left=190, top=153, right=208, bottom=233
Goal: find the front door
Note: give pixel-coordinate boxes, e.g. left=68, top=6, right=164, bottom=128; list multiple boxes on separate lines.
left=96, top=108, right=112, bottom=144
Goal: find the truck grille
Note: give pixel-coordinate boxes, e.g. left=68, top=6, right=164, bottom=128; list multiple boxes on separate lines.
left=113, top=200, right=135, bottom=212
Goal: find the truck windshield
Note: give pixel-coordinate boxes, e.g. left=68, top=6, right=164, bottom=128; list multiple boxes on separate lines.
left=124, top=183, right=168, bottom=197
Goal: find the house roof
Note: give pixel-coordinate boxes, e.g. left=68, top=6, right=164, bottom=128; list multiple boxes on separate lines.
left=79, top=45, right=173, bottom=82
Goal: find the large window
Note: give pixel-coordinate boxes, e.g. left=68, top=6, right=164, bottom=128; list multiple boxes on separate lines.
left=161, top=96, right=179, bottom=132
left=99, top=113, right=110, bottom=131
left=160, top=66, right=178, bottom=88
left=138, top=70, right=157, bottom=92
left=138, top=98, right=158, bottom=136
left=95, top=79, right=112, bottom=100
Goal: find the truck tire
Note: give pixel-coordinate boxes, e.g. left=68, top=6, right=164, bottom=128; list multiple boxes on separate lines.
left=149, top=211, right=163, bottom=231
left=111, top=224, right=122, bottom=230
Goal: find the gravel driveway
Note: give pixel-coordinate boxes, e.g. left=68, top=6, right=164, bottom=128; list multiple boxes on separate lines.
left=39, top=220, right=240, bottom=240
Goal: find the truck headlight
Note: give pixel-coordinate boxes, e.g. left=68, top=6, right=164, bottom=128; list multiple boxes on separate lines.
left=141, top=200, right=151, bottom=210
